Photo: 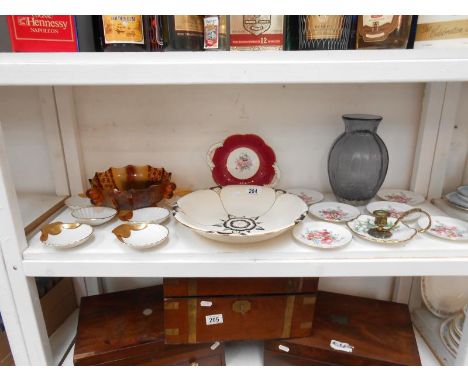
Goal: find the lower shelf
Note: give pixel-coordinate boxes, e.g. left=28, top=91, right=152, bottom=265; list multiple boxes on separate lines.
left=50, top=309, right=78, bottom=366
left=60, top=327, right=439, bottom=366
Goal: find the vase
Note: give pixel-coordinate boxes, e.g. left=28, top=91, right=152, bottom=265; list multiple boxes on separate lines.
left=328, top=114, right=389, bottom=206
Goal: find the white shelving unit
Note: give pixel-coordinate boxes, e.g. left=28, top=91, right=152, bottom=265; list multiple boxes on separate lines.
left=0, top=50, right=467, bottom=366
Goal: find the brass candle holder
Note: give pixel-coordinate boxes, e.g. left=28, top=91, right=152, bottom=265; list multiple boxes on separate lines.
left=368, top=208, right=432, bottom=239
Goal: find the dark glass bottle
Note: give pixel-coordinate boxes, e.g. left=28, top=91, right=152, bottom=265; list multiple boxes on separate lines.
left=328, top=114, right=389, bottom=206
left=299, top=15, right=354, bottom=50
left=284, top=15, right=299, bottom=50
left=165, top=15, right=204, bottom=51
left=94, top=15, right=153, bottom=52
left=356, top=16, right=413, bottom=49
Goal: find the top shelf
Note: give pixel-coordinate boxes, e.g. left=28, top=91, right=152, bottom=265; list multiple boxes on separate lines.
left=2, top=50, right=468, bottom=86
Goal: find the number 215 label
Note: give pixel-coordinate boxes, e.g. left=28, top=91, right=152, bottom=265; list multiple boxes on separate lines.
left=205, top=314, right=223, bottom=326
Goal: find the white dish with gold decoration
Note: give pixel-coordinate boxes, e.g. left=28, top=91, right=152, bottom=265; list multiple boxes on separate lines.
left=287, top=188, right=324, bottom=206
left=173, top=185, right=307, bottom=244
left=421, top=276, right=468, bottom=318
left=65, top=195, right=93, bottom=210
left=347, top=214, right=417, bottom=244
left=309, top=202, right=359, bottom=223
left=71, top=206, right=117, bottom=226
left=112, top=223, right=169, bottom=249
left=118, top=207, right=170, bottom=224
left=40, top=222, right=93, bottom=248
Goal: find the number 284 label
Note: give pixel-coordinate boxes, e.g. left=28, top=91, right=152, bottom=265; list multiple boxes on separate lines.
left=205, top=314, right=223, bottom=326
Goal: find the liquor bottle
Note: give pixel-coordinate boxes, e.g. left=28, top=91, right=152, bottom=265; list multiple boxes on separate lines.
left=284, top=15, right=299, bottom=50
left=356, top=16, right=413, bottom=49
left=164, top=16, right=204, bottom=51
left=203, top=15, right=229, bottom=50
left=94, top=15, right=152, bottom=52
left=230, top=15, right=284, bottom=50
left=299, top=15, right=354, bottom=50
left=413, top=16, right=468, bottom=49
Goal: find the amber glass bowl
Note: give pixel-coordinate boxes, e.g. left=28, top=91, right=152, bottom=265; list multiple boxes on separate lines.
left=86, top=165, right=176, bottom=210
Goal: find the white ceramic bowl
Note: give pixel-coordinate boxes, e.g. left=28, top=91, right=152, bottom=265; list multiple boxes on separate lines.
left=65, top=195, right=93, bottom=210
left=72, top=206, right=117, bottom=226
left=120, top=207, right=170, bottom=224
left=112, top=223, right=168, bottom=249
left=173, top=185, right=307, bottom=243
left=40, top=222, right=93, bottom=248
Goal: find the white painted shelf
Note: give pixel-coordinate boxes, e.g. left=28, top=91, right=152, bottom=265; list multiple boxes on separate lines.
left=49, top=309, right=78, bottom=366
left=17, top=192, right=66, bottom=234
left=2, top=50, right=468, bottom=85
left=23, top=195, right=468, bottom=278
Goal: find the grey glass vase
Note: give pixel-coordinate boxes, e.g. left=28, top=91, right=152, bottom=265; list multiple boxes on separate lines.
left=328, top=114, right=389, bottom=206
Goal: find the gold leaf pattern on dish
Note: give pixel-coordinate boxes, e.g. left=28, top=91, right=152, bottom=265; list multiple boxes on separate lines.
left=118, top=210, right=133, bottom=221
left=112, top=223, right=148, bottom=243
left=40, top=222, right=81, bottom=242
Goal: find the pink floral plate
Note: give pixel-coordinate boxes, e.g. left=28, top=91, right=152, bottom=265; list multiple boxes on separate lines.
left=308, top=202, right=360, bottom=223
left=287, top=188, right=324, bottom=206
left=293, top=222, right=352, bottom=249
left=377, top=189, right=425, bottom=205
left=418, top=215, right=468, bottom=241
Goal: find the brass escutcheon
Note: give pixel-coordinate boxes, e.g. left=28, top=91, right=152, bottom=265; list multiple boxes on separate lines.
left=232, top=300, right=251, bottom=315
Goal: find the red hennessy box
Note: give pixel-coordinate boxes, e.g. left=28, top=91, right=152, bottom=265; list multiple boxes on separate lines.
left=164, top=278, right=319, bottom=344
left=264, top=291, right=421, bottom=366
left=74, top=285, right=225, bottom=366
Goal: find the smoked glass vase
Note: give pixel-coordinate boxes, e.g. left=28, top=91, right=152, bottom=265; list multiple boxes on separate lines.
left=328, top=114, right=389, bottom=206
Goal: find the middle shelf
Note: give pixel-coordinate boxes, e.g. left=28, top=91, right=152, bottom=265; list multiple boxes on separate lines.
left=22, top=195, right=468, bottom=278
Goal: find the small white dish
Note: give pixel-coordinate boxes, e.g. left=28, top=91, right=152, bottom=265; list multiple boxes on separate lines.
left=347, top=215, right=417, bottom=244
left=72, top=206, right=117, bottom=226
left=309, top=202, right=359, bottom=223
left=457, top=185, right=468, bottom=198
left=119, top=207, right=170, bottom=224
left=446, top=192, right=468, bottom=210
left=65, top=195, right=93, bottom=210
left=40, top=222, right=93, bottom=248
left=366, top=201, right=419, bottom=222
left=293, top=221, right=352, bottom=249
left=287, top=188, right=324, bottom=206
left=112, top=223, right=168, bottom=249
left=377, top=189, right=425, bottom=205
left=421, top=276, right=468, bottom=318
left=419, top=215, right=468, bottom=241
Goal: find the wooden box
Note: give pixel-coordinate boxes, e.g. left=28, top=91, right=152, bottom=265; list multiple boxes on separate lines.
left=73, top=285, right=225, bottom=366
left=264, top=291, right=421, bottom=366
left=164, top=278, right=319, bottom=345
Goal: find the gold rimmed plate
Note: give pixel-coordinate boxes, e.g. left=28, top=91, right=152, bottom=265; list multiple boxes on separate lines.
left=40, top=222, right=93, bottom=248
left=112, top=223, right=169, bottom=249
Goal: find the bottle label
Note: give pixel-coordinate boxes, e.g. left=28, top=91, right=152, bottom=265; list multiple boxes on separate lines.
left=174, top=16, right=204, bottom=34
left=204, top=16, right=219, bottom=49
left=360, top=15, right=399, bottom=42
left=7, top=15, right=78, bottom=52
left=230, top=15, right=284, bottom=50
left=102, top=15, right=144, bottom=44
left=306, top=16, right=344, bottom=40
left=415, top=18, right=468, bottom=41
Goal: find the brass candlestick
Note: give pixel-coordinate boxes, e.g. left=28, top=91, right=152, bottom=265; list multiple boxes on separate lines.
left=368, top=208, right=432, bottom=239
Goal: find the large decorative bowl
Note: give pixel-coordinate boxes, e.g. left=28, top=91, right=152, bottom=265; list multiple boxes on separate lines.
left=86, top=165, right=176, bottom=211
left=173, top=185, right=308, bottom=243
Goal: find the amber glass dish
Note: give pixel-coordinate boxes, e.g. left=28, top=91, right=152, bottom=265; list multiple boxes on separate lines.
left=86, top=165, right=176, bottom=210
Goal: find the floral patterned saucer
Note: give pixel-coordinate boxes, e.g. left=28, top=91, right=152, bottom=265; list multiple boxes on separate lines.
left=308, top=202, right=359, bottom=223
left=418, top=216, right=468, bottom=241
left=293, top=222, right=352, bottom=249
left=377, top=189, right=425, bottom=205
left=287, top=188, right=324, bottom=206
left=347, top=215, right=417, bottom=244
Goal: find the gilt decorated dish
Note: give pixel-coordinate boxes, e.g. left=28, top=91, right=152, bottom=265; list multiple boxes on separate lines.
left=173, top=185, right=307, bottom=243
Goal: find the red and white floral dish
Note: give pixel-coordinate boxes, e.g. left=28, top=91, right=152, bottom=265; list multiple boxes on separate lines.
left=377, top=189, right=425, bottom=205
left=207, top=134, right=280, bottom=186
left=293, top=221, right=352, bottom=249
left=418, top=215, right=468, bottom=241
left=366, top=201, right=419, bottom=222
left=287, top=188, right=324, bottom=206
left=308, top=202, right=359, bottom=223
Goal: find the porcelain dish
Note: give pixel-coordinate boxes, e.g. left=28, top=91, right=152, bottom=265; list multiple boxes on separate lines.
left=112, top=223, right=168, bottom=249
left=308, top=202, right=360, bottom=223
left=421, top=276, right=468, bottom=318
left=347, top=215, right=417, bottom=244
left=293, top=221, right=352, bottom=249
left=207, top=134, right=280, bottom=186
left=445, top=192, right=468, bottom=211
left=418, top=215, right=468, bottom=241
left=457, top=185, right=468, bottom=198
left=65, top=195, right=93, bottom=210
left=71, top=206, right=117, bottom=226
left=118, top=207, right=170, bottom=224
left=440, top=317, right=458, bottom=357
left=287, top=188, right=324, bottom=206
left=366, top=201, right=419, bottom=222
left=173, top=185, right=307, bottom=243
left=40, top=222, right=93, bottom=248
left=377, top=189, right=425, bottom=205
